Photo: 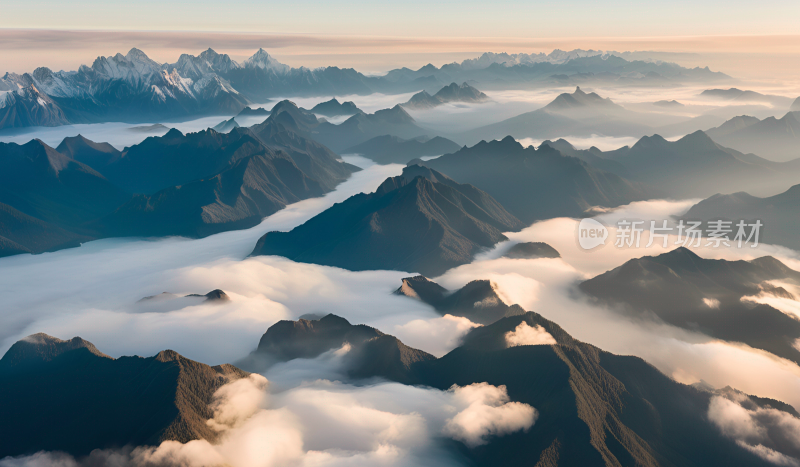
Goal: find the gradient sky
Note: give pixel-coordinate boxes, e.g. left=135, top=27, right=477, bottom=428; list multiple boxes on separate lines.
left=2, top=0, right=800, bottom=78
left=3, top=0, right=800, bottom=37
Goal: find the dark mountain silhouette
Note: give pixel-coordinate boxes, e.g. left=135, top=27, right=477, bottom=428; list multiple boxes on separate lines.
left=251, top=308, right=784, bottom=466
left=402, top=82, right=489, bottom=109
left=102, top=123, right=356, bottom=196
left=463, top=87, right=651, bottom=144
left=236, top=106, right=270, bottom=117
left=586, top=130, right=800, bottom=197
left=0, top=139, right=129, bottom=230
left=343, top=134, right=461, bottom=164
left=539, top=138, right=630, bottom=176
left=248, top=116, right=359, bottom=191
left=683, top=184, right=800, bottom=252
left=0, top=126, right=357, bottom=256
left=251, top=165, right=523, bottom=276
left=394, top=275, right=526, bottom=324
left=97, top=146, right=326, bottom=238
left=254, top=99, right=431, bottom=152
left=246, top=313, right=434, bottom=382
left=580, top=247, right=800, bottom=364
left=100, top=127, right=271, bottom=194
left=0, top=202, right=90, bottom=256
left=310, top=98, right=362, bottom=117
left=0, top=333, right=248, bottom=457
left=55, top=135, right=121, bottom=170
left=503, top=242, right=560, bottom=259
left=313, top=104, right=431, bottom=152
left=706, top=112, right=800, bottom=162
left=418, top=136, right=649, bottom=224
left=408, top=311, right=782, bottom=467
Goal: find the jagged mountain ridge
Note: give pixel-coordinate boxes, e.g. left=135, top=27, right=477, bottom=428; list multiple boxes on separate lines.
left=580, top=247, right=800, bottom=364
left=418, top=136, right=650, bottom=224
left=0, top=333, right=249, bottom=457
left=0, top=123, right=358, bottom=256
left=251, top=165, right=524, bottom=276
left=0, top=48, right=729, bottom=130
left=394, top=275, right=527, bottom=324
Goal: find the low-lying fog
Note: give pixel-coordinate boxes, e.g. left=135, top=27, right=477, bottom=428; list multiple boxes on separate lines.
left=3, top=80, right=798, bottom=155
left=2, top=151, right=800, bottom=412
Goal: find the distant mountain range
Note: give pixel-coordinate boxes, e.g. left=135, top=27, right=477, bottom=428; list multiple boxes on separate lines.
left=417, top=136, right=650, bottom=224
left=343, top=134, right=461, bottom=164
left=251, top=165, right=523, bottom=276
left=683, top=184, right=800, bottom=252
left=384, top=52, right=729, bottom=94
left=699, top=88, right=794, bottom=108
left=581, top=247, right=800, bottom=365
left=553, top=130, right=800, bottom=198
left=264, top=99, right=431, bottom=152
left=461, top=86, right=652, bottom=144
left=0, top=48, right=729, bottom=130
left=0, top=333, right=248, bottom=457
left=402, top=82, right=489, bottom=110
left=706, top=111, right=800, bottom=162
left=0, top=121, right=358, bottom=256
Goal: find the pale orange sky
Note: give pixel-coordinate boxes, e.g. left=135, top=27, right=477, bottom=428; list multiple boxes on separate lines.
left=2, top=29, right=800, bottom=82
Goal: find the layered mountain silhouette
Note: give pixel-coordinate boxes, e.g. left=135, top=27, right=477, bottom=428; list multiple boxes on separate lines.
left=382, top=52, right=728, bottom=96
left=55, top=135, right=122, bottom=170
left=257, top=99, right=431, bottom=152
left=236, top=106, right=270, bottom=118
left=462, top=87, right=651, bottom=144
left=580, top=247, right=800, bottom=364
left=0, top=139, right=129, bottom=230
left=403, top=82, right=489, bottom=109
left=253, top=308, right=784, bottom=466
left=394, top=275, right=526, bottom=324
left=699, top=88, right=793, bottom=107
left=251, top=165, right=523, bottom=276
left=98, top=148, right=326, bottom=238
left=570, top=130, right=800, bottom=198
left=418, top=136, right=649, bottom=224
left=682, top=184, right=800, bottom=251
left=0, top=333, right=248, bottom=457
left=245, top=314, right=434, bottom=382
left=0, top=123, right=358, bottom=256
left=0, top=202, right=89, bottom=256
left=310, top=98, right=362, bottom=117
left=706, top=111, right=800, bottom=162
left=0, top=48, right=728, bottom=131
left=343, top=134, right=461, bottom=164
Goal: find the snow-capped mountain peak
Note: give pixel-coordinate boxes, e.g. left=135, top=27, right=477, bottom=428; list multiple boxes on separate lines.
left=244, top=48, right=290, bottom=74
